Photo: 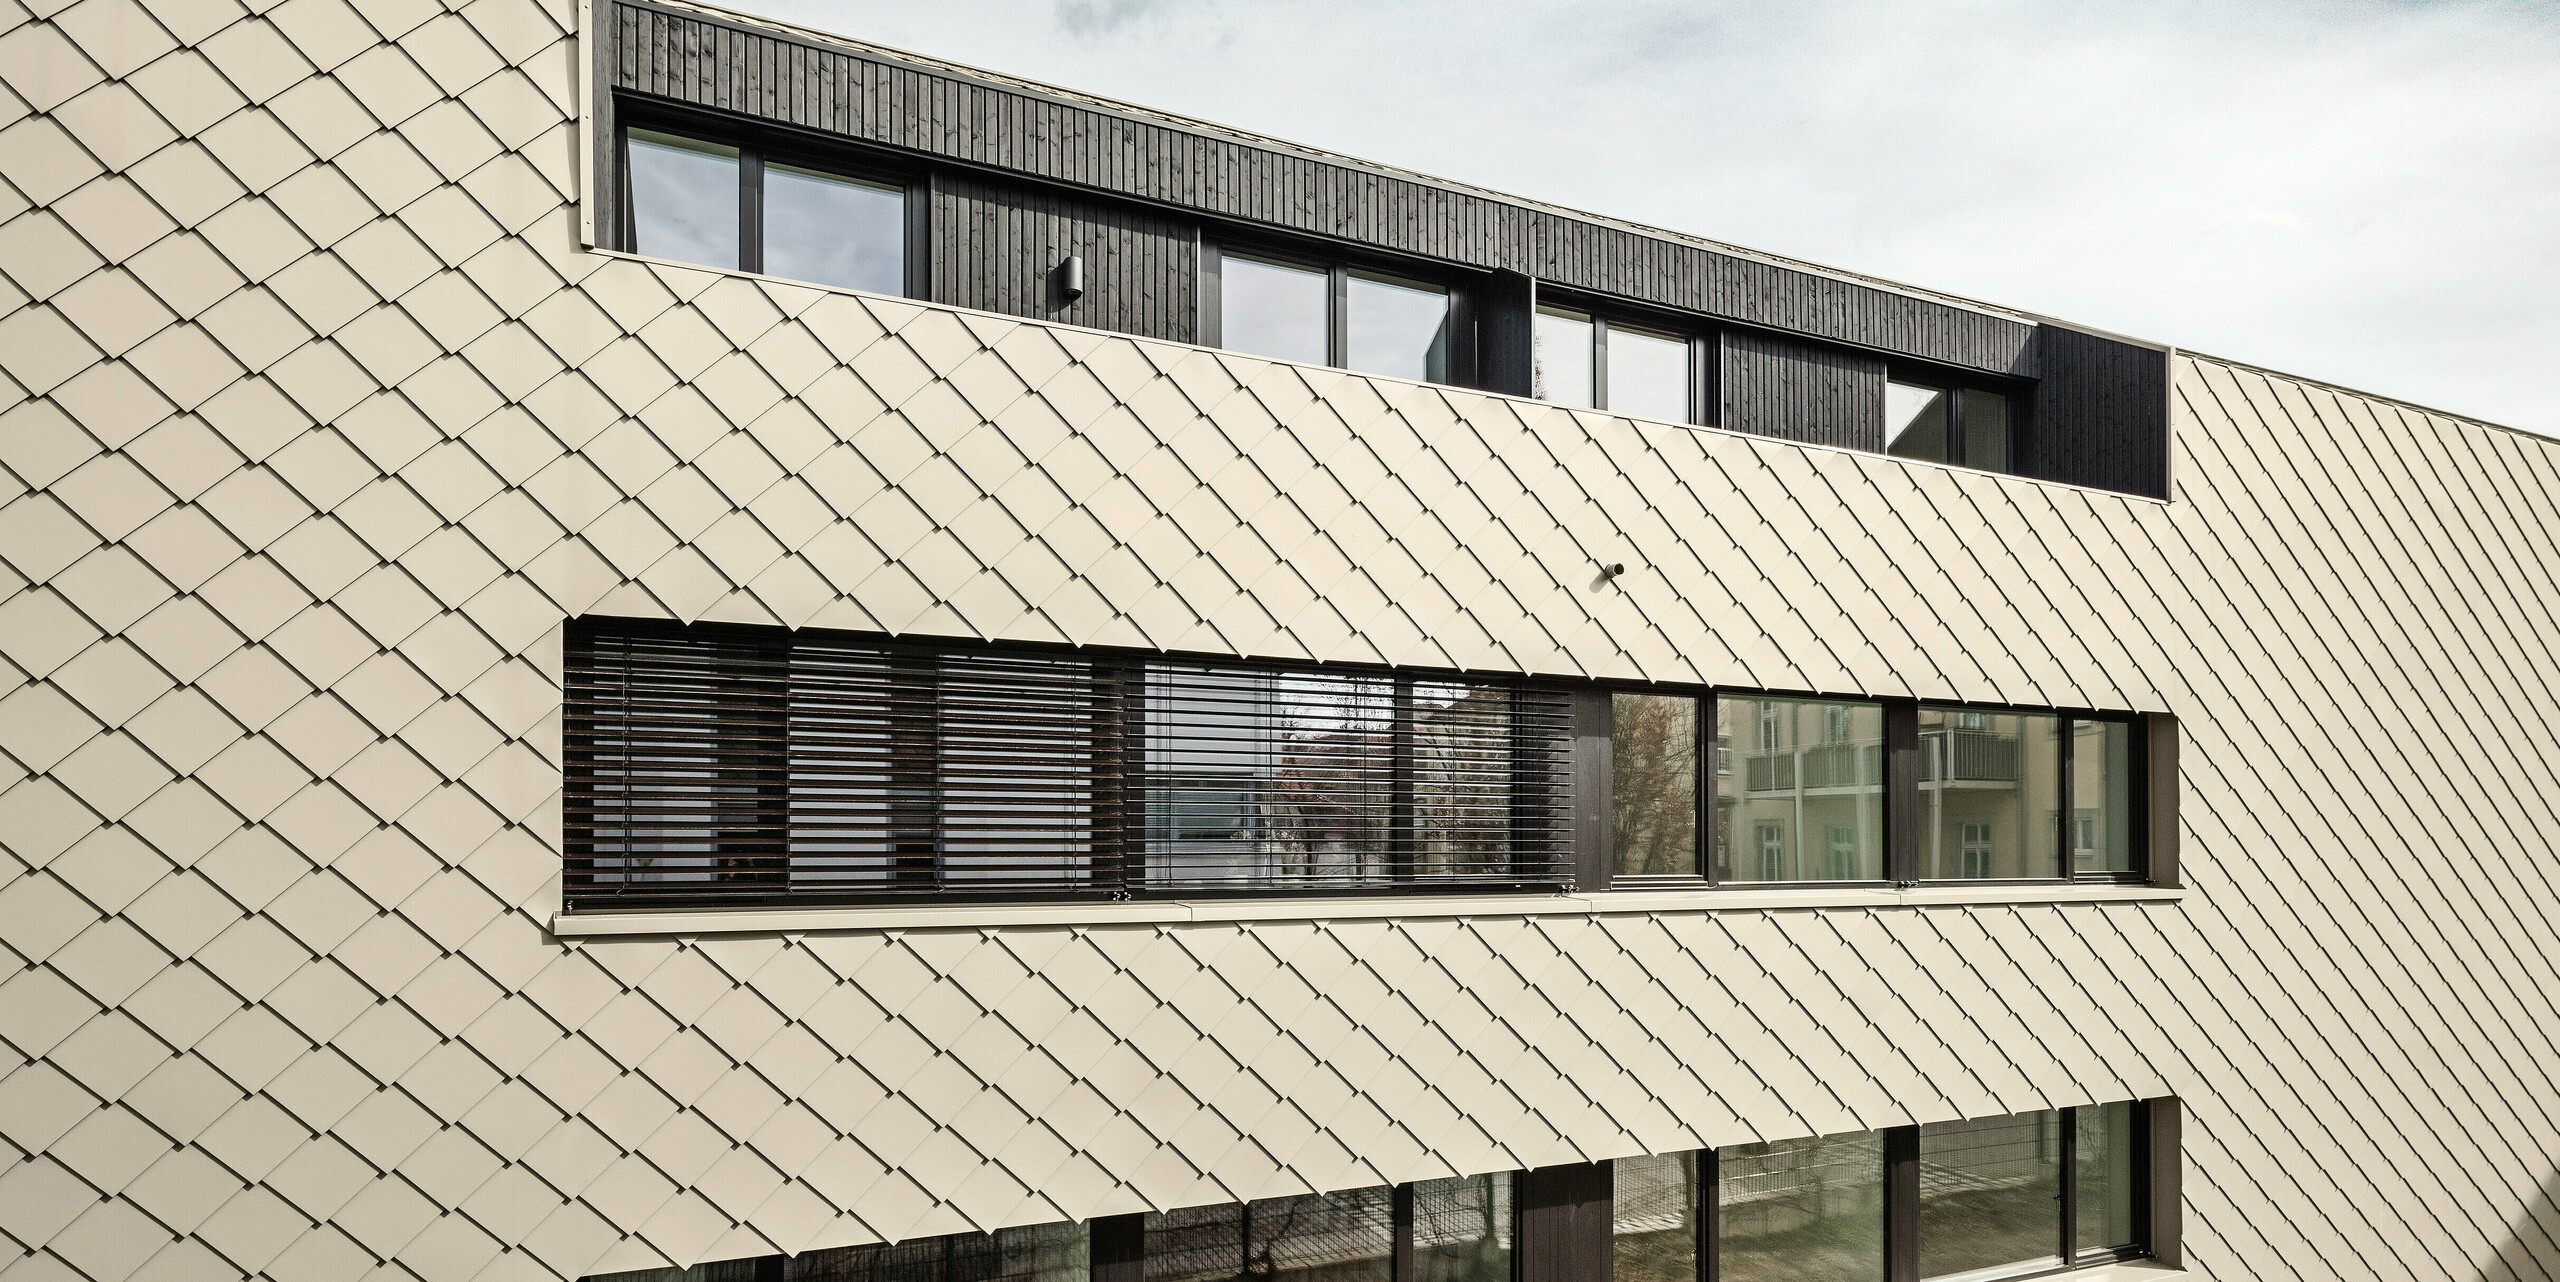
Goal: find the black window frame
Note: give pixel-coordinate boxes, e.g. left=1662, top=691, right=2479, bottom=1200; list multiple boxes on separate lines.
left=612, top=98, right=929, bottom=299
left=562, top=617, right=1574, bottom=912
left=1883, top=359, right=2027, bottom=474
left=1910, top=701, right=2149, bottom=887
left=1200, top=239, right=1478, bottom=387
left=1581, top=687, right=2154, bottom=893
left=1526, top=287, right=1712, bottom=426
left=578, top=1101, right=2162, bottom=1282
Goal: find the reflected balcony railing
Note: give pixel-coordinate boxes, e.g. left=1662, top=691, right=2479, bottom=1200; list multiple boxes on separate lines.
left=1742, top=742, right=1885, bottom=792
left=1920, top=729, right=2020, bottom=784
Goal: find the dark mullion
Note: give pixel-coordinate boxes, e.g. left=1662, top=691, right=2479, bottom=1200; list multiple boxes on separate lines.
left=1691, top=331, right=1717, bottom=428
left=613, top=129, right=638, bottom=252
left=1945, top=384, right=1966, bottom=468
left=1884, top=1126, right=1919, bottom=1282
left=1696, top=693, right=1714, bottom=885
left=2058, top=1105, right=2078, bottom=1265
left=739, top=146, right=765, bottom=273
left=1698, top=1146, right=1719, bottom=1282
left=1884, top=700, right=1920, bottom=886
left=2057, top=717, right=2077, bottom=878
left=2130, top=1099, right=2157, bottom=1260
left=2126, top=714, right=2153, bottom=882
left=1393, top=1183, right=1416, bottom=1282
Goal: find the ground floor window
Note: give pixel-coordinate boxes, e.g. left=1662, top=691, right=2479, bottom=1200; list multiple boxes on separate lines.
left=581, top=1104, right=2160, bottom=1282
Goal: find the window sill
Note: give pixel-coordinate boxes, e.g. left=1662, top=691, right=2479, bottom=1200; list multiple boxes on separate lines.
left=548, top=882, right=2182, bottom=937
left=2059, top=1260, right=2187, bottom=1282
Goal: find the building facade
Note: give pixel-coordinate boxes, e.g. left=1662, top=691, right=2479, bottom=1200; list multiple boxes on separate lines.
left=0, top=1, right=2553, bottom=1281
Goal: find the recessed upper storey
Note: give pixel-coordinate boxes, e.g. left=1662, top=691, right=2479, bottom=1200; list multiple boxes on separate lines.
left=592, top=0, right=2171, bottom=498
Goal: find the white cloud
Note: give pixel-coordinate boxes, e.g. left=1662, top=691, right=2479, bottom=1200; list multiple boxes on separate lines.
left=745, top=0, right=2560, bottom=433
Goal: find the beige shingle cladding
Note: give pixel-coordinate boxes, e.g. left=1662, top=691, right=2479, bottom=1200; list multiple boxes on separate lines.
left=1, top=0, right=2557, bottom=1278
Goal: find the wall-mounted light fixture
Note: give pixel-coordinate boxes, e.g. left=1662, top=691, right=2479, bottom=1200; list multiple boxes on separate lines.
left=1059, top=255, right=1084, bottom=301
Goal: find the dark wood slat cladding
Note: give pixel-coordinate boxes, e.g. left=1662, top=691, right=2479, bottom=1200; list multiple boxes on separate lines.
left=2024, top=327, right=2171, bottom=499
left=611, top=0, right=2032, bottom=377
left=933, top=170, right=1197, bottom=342
left=1720, top=329, right=1887, bottom=450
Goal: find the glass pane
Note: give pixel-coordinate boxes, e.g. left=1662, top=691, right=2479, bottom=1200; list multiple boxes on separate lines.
left=1716, top=696, right=1885, bottom=882
left=1961, top=388, right=2009, bottom=472
left=1140, top=666, right=1394, bottom=890
left=2076, top=1101, right=2141, bottom=1255
left=1613, top=1151, right=1698, bottom=1282
left=627, top=129, right=739, bottom=270
left=1246, top=1187, right=1394, bottom=1282
left=1413, top=680, right=1517, bottom=876
left=1918, top=1111, right=2063, bottom=1282
left=1346, top=271, right=1449, bottom=383
left=772, top=1221, right=1087, bottom=1282
left=1918, top=707, right=2064, bottom=880
left=1607, top=325, right=1689, bottom=422
left=1612, top=692, right=1698, bottom=877
left=2072, top=719, right=2135, bottom=874
left=1222, top=255, right=1330, bottom=365
left=763, top=162, right=905, bottom=295
left=1886, top=381, right=1947, bottom=462
left=1718, top=1131, right=1885, bottom=1282
left=1534, top=307, right=1594, bottom=407
left=1411, top=1173, right=1510, bottom=1282
left=1145, top=1203, right=1245, bottom=1282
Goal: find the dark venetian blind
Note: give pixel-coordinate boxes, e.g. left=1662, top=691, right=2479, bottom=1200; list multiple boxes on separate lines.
left=1132, top=664, right=1572, bottom=892
left=565, top=619, right=1122, bottom=908
left=563, top=619, right=1571, bottom=909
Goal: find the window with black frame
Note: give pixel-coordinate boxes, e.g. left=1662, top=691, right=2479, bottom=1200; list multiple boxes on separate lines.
left=572, top=1105, right=2156, bottom=1282
left=1210, top=247, right=1455, bottom=385
left=562, top=619, right=1573, bottom=908
left=1604, top=691, right=2146, bottom=889
left=1886, top=379, right=2011, bottom=473
left=1716, top=694, right=1887, bottom=884
left=1532, top=305, right=1693, bottom=423
left=1918, top=705, right=2138, bottom=883
left=621, top=124, right=910, bottom=296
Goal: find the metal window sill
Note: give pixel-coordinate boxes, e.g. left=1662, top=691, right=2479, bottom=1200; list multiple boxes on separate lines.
left=548, top=882, right=2182, bottom=937
left=2060, top=1261, right=2188, bottom=1282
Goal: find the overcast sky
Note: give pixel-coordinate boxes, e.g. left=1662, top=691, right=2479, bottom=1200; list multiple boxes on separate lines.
left=744, top=0, right=2559, bottom=435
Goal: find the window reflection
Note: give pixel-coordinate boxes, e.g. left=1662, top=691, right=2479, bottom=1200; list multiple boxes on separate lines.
left=1222, top=255, right=1330, bottom=366
left=764, top=162, right=904, bottom=295
left=1611, top=693, right=1698, bottom=878
left=2072, top=718, right=2135, bottom=874
left=1412, top=1173, right=1511, bottom=1282
left=1347, top=271, right=1450, bottom=383
left=1962, top=388, right=2010, bottom=472
left=1917, top=1111, right=2062, bottom=1282
left=1535, top=307, right=1594, bottom=407
left=1717, top=696, right=1885, bottom=882
left=627, top=129, right=739, bottom=270
left=2075, top=1101, right=2141, bottom=1257
left=1886, top=380, right=1948, bottom=462
left=1719, top=1131, right=1885, bottom=1282
left=1607, top=325, right=1688, bottom=422
left=1613, top=1152, right=1698, bottom=1282
left=1919, top=706, right=2062, bottom=879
